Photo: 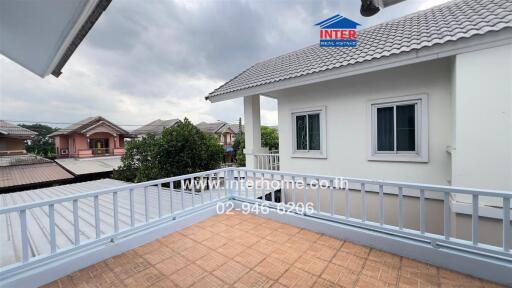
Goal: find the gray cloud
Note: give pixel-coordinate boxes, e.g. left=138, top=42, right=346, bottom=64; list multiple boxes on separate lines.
left=0, top=0, right=446, bottom=128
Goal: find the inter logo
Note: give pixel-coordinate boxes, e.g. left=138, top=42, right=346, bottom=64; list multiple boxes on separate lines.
left=315, top=14, right=360, bottom=47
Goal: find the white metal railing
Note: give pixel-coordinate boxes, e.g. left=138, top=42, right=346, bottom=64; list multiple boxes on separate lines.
left=1, top=167, right=511, bottom=279
left=231, top=168, right=512, bottom=260
left=0, top=168, right=232, bottom=275
left=254, top=153, right=280, bottom=171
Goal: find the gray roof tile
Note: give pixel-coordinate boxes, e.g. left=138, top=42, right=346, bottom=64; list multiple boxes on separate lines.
left=208, top=0, right=512, bottom=99
left=48, top=116, right=130, bottom=137
left=0, top=121, right=37, bottom=137
left=196, top=121, right=227, bottom=134
left=131, top=119, right=180, bottom=136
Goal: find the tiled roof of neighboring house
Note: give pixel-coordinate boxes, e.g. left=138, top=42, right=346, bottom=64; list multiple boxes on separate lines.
left=196, top=121, right=243, bottom=135
left=196, top=121, right=228, bottom=134
left=131, top=119, right=180, bottom=136
left=48, top=116, right=130, bottom=137
left=0, top=162, right=73, bottom=190
left=55, top=156, right=122, bottom=176
left=0, top=121, right=37, bottom=138
left=0, top=178, right=227, bottom=266
left=207, top=0, right=512, bottom=99
left=228, top=123, right=244, bottom=134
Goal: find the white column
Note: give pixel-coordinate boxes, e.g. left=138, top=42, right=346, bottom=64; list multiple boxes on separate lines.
left=244, top=95, right=265, bottom=168
left=452, top=44, right=512, bottom=205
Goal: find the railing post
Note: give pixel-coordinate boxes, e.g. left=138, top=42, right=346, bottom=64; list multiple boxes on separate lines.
left=344, top=180, right=350, bottom=219
left=280, top=175, right=285, bottom=204
left=94, top=195, right=100, bottom=239
left=200, top=176, right=205, bottom=203
left=227, top=169, right=234, bottom=198
left=361, top=183, right=366, bottom=222
left=191, top=177, right=195, bottom=207
left=180, top=180, right=185, bottom=210
left=303, top=177, right=308, bottom=206
left=444, top=192, right=451, bottom=240
left=472, top=194, right=479, bottom=245
left=379, top=185, right=384, bottom=226
left=315, top=178, right=320, bottom=212
left=169, top=182, right=174, bottom=215
left=271, top=173, right=275, bottom=203
left=113, top=191, right=119, bottom=233
left=20, top=209, right=29, bottom=263
left=236, top=170, right=241, bottom=197
left=252, top=171, right=257, bottom=200
left=504, top=198, right=510, bottom=252
left=420, top=189, right=425, bottom=234
left=129, top=188, right=135, bottom=227
left=292, top=176, right=297, bottom=204
left=398, top=187, right=404, bottom=230
left=73, top=199, right=80, bottom=246
left=157, top=184, right=163, bottom=218
left=208, top=175, right=213, bottom=201
left=49, top=204, right=56, bottom=254
left=144, top=186, right=149, bottom=222
left=216, top=173, right=221, bottom=199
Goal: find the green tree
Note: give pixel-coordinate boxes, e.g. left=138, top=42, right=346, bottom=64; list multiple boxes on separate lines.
left=233, top=133, right=245, bottom=167
left=261, top=126, right=279, bottom=151
left=233, top=126, right=278, bottom=167
left=113, top=119, right=224, bottom=182
left=19, top=123, right=59, bottom=158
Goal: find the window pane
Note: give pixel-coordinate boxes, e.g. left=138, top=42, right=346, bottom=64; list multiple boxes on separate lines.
left=377, top=107, right=394, bottom=151
left=308, top=113, right=321, bottom=150
left=396, top=104, right=416, bottom=151
left=296, top=115, right=307, bottom=150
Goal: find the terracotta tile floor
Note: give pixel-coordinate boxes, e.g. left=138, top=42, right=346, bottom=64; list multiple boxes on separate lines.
left=42, top=212, right=503, bottom=288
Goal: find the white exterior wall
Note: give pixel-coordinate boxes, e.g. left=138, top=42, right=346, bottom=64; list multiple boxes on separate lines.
left=452, top=45, right=512, bottom=192
left=272, top=58, right=453, bottom=185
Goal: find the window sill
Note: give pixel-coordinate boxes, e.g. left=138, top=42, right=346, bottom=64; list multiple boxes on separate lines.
left=291, top=152, right=327, bottom=159
left=368, top=153, right=428, bottom=163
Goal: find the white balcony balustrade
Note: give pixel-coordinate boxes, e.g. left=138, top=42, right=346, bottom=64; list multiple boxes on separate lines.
left=0, top=168, right=511, bottom=286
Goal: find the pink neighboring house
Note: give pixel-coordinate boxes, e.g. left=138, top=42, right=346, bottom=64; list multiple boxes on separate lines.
left=49, top=116, right=131, bottom=158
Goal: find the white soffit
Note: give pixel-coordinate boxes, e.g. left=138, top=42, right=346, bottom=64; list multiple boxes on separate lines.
left=0, top=0, right=107, bottom=78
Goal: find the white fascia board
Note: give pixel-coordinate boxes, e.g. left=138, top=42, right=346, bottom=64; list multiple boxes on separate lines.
left=43, top=0, right=99, bottom=77
left=208, top=28, right=512, bottom=103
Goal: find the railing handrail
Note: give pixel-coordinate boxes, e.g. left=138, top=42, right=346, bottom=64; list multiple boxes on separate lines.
left=0, top=167, right=232, bottom=214
left=4, top=167, right=510, bottom=215
left=235, top=168, right=512, bottom=198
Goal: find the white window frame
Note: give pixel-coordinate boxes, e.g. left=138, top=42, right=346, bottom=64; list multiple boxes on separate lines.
left=291, top=106, right=327, bottom=159
left=368, top=94, right=428, bottom=162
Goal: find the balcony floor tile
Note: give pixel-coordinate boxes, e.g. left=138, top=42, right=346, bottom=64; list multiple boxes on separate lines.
left=42, top=212, right=504, bottom=288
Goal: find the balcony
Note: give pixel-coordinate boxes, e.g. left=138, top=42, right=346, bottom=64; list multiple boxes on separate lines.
left=75, top=148, right=125, bottom=158
left=254, top=153, right=280, bottom=171
left=0, top=168, right=510, bottom=287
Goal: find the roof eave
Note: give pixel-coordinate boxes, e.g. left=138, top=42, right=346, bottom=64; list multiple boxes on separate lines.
left=207, top=28, right=512, bottom=103
left=49, top=0, right=112, bottom=78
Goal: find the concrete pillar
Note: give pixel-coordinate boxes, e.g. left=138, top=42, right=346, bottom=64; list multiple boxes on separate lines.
left=244, top=95, right=266, bottom=168
left=452, top=44, right=512, bottom=206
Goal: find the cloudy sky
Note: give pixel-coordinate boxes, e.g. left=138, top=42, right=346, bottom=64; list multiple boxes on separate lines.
left=0, top=0, right=449, bottom=130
